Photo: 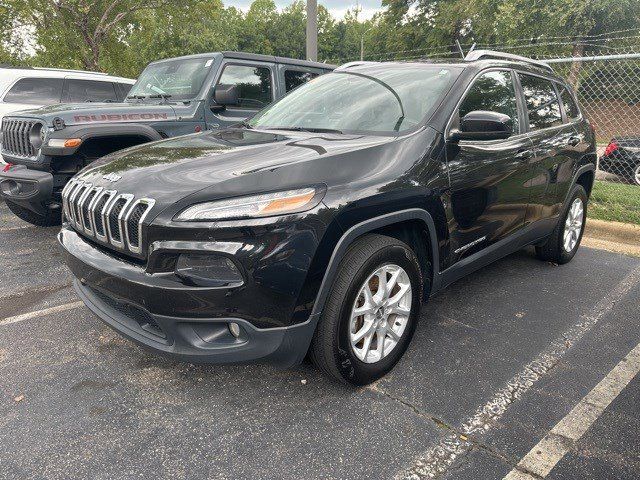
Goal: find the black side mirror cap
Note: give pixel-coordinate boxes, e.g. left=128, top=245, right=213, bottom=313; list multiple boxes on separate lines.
left=211, top=85, right=239, bottom=112
left=449, top=110, right=513, bottom=142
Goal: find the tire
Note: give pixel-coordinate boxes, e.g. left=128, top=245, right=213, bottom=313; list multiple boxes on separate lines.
left=309, top=234, right=423, bottom=386
left=535, top=184, right=587, bottom=264
left=632, top=164, right=640, bottom=187
left=4, top=200, right=61, bottom=227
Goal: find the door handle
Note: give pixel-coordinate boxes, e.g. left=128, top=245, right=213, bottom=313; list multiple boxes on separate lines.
left=568, top=136, right=580, bottom=147
left=515, top=149, right=533, bottom=160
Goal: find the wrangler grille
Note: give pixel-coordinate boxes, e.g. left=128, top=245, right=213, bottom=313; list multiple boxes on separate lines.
left=62, top=179, right=155, bottom=257
left=1, top=118, right=39, bottom=159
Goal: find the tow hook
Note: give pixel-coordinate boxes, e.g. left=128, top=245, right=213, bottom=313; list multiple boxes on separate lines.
left=2, top=163, right=13, bottom=172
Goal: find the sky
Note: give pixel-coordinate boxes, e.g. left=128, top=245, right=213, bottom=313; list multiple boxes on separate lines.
left=227, top=1, right=384, bottom=20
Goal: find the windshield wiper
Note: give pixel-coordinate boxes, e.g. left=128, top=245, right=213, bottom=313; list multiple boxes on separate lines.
left=149, top=93, right=172, bottom=104
left=239, top=120, right=253, bottom=129
left=271, top=126, right=344, bottom=134
left=126, top=95, right=147, bottom=101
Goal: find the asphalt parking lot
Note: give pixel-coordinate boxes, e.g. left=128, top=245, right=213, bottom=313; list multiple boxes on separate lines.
left=1, top=202, right=639, bottom=480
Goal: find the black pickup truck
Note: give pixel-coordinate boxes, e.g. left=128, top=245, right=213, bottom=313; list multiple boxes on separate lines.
left=0, top=51, right=333, bottom=226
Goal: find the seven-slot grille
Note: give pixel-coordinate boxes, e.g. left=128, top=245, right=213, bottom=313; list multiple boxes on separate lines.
left=1, top=118, right=39, bottom=159
left=62, top=179, right=155, bottom=256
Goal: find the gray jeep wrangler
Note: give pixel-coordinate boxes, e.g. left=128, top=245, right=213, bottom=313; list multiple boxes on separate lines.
left=0, top=51, right=333, bottom=226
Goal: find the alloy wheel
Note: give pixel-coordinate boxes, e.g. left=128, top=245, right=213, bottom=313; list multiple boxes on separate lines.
left=349, top=264, right=412, bottom=364
left=634, top=165, right=640, bottom=186
left=563, top=197, right=584, bottom=253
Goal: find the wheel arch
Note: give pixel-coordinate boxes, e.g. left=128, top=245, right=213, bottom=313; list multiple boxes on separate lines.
left=310, top=209, right=441, bottom=319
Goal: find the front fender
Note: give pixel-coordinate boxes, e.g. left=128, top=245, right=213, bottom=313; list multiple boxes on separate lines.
left=42, top=123, right=163, bottom=157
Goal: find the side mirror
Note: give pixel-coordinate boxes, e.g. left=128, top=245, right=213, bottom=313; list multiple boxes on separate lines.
left=211, top=84, right=239, bottom=112
left=449, top=111, right=513, bottom=142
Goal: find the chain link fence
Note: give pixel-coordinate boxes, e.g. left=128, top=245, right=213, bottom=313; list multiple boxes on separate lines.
left=547, top=52, right=640, bottom=224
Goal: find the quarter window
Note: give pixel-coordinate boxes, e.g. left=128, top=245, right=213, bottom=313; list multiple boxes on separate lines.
left=217, top=65, right=273, bottom=109
left=459, top=70, right=519, bottom=133
left=285, top=70, right=318, bottom=92
left=519, top=74, right=563, bottom=130
left=3, top=77, right=64, bottom=105
left=558, top=86, right=580, bottom=121
left=65, top=79, right=118, bottom=103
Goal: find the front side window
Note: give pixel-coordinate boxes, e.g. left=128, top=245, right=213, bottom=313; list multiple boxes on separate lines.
left=216, top=65, right=273, bottom=109
left=3, top=77, right=63, bottom=105
left=249, top=66, right=461, bottom=134
left=558, top=85, right=580, bottom=121
left=127, top=57, right=213, bottom=101
left=65, top=79, right=118, bottom=103
left=458, top=70, right=519, bottom=133
left=519, top=74, right=563, bottom=130
left=285, top=70, right=318, bottom=92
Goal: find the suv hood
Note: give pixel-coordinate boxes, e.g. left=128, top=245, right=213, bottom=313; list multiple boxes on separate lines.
left=75, top=128, right=395, bottom=206
left=6, top=102, right=178, bottom=127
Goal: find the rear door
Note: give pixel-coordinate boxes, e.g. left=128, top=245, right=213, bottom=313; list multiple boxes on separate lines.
left=204, top=61, right=276, bottom=130
left=516, top=73, right=581, bottom=223
left=445, top=69, right=534, bottom=261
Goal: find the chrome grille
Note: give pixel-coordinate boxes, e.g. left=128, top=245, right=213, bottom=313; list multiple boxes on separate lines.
left=62, top=180, right=155, bottom=257
left=1, top=118, right=39, bottom=159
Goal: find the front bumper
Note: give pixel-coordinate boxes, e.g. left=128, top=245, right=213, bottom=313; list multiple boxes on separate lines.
left=0, top=165, right=53, bottom=214
left=59, top=226, right=320, bottom=367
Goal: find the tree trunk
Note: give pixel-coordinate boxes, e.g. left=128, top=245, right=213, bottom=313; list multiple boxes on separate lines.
left=567, top=42, right=584, bottom=91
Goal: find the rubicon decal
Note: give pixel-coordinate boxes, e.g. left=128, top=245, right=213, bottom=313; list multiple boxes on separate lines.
left=73, top=113, right=169, bottom=122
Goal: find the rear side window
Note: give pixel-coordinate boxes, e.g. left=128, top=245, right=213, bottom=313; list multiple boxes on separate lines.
left=558, top=85, right=580, bottom=121
left=3, top=77, right=63, bottom=105
left=459, top=70, right=519, bottom=133
left=285, top=70, right=318, bottom=92
left=217, top=64, right=273, bottom=109
left=518, top=74, right=563, bottom=130
left=65, top=79, right=118, bottom=103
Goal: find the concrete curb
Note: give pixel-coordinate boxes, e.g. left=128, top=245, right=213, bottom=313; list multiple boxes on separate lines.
left=583, top=219, right=640, bottom=257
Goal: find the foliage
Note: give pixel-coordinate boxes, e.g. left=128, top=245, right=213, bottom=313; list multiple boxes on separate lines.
left=0, top=0, right=639, bottom=77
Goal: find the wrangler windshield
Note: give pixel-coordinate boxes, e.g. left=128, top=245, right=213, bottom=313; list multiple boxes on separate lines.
left=127, top=57, right=213, bottom=101
left=249, top=65, right=461, bottom=134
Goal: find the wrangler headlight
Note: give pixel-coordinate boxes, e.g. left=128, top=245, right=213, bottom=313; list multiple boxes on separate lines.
left=175, top=187, right=325, bottom=222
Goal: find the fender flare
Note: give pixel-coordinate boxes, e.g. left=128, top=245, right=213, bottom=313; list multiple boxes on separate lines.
left=42, top=123, right=163, bottom=156
left=309, top=208, right=441, bottom=319
left=564, top=162, right=596, bottom=207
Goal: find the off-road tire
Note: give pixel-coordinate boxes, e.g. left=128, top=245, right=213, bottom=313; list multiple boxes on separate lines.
left=4, top=200, right=61, bottom=227
left=535, top=184, right=587, bottom=264
left=309, top=234, right=423, bottom=386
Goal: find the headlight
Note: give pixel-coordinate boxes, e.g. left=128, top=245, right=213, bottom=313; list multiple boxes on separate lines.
left=174, top=187, right=325, bottom=222
left=29, top=123, right=44, bottom=149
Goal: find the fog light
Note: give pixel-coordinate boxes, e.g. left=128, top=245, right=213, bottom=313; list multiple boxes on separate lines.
left=229, top=322, right=241, bottom=338
left=175, top=254, right=243, bottom=287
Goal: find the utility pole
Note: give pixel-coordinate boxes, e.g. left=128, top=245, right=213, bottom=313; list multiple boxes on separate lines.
left=306, top=0, right=318, bottom=61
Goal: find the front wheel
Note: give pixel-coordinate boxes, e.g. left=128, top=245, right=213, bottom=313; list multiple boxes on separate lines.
left=4, top=200, right=61, bottom=227
left=309, top=234, right=423, bottom=386
left=535, top=184, right=587, bottom=264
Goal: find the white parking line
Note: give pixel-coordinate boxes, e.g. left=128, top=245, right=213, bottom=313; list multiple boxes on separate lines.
left=503, top=341, right=640, bottom=479
left=0, top=301, right=84, bottom=326
left=396, top=264, right=640, bottom=479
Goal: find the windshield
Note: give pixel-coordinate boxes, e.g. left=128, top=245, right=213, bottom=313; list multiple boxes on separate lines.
left=127, top=57, right=213, bottom=101
left=249, top=65, right=461, bottom=134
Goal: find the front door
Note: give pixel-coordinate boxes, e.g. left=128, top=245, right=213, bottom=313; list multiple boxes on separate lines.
left=204, top=62, right=276, bottom=130
left=445, top=69, right=533, bottom=262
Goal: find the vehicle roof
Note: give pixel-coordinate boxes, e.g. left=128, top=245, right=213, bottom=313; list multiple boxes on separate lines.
left=146, top=51, right=335, bottom=71
left=0, top=66, right=135, bottom=83
left=336, top=58, right=566, bottom=83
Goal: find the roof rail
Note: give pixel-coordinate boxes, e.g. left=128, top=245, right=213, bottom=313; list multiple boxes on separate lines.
left=32, top=66, right=109, bottom=76
left=464, top=50, right=553, bottom=72
left=335, top=61, right=379, bottom=71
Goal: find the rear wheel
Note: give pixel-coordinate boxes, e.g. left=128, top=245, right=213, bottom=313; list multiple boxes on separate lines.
left=4, top=200, right=61, bottom=227
left=309, top=234, right=423, bottom=386
left=535, top=184, right=587, bottom=264
left=632, top=164, right=640, bottom=186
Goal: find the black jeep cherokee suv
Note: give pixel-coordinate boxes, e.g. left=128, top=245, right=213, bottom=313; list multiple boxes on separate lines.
left=59, top=51, right=596, bottom=385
